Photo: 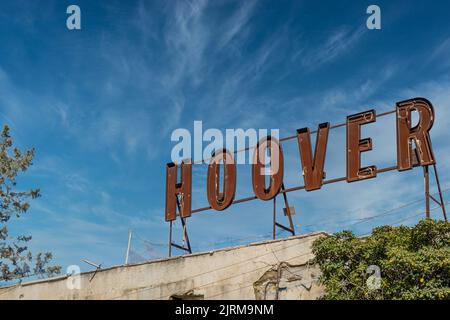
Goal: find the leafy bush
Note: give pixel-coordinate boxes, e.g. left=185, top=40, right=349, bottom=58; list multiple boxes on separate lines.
left=312, top=219, right=450, bottom=300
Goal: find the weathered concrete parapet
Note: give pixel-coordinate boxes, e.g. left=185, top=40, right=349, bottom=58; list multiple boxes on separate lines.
left=0, top=232, right=326, bottom=300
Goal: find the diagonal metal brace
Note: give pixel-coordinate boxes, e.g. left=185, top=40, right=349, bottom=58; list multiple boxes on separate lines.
left=273, top=183, right=296, bottom=239
left=168, top=198, right=192, bottom=257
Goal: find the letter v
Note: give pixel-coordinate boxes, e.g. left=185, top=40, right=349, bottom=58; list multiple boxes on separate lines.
left=297, top=122, right=330, bottom=191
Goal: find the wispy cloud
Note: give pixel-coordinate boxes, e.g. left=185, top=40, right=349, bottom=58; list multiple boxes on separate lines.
left=162, top=0, right=209, bottom=87
left=299, top=26, right=365, bottom=70
left=3, top=0, right=450, bottom=270
left=429, top=36, right=450, bottom=68
left=218, top=0, right=257, bottom=49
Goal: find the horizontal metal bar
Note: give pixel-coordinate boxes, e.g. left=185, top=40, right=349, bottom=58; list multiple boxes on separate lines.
left=193, top=109, right=397, bottom=164
left=191, top=164, right=399, bottom=214
left=280, top=111, right=396, bottom=143
left=376, top=165, right=398, bottom=173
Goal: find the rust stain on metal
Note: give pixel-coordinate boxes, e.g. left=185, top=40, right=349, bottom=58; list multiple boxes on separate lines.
left=346, top=109, right=377, bottom=182
left=396, top=98, right=435, bottom=171
left=165, top=97, right=447, bottom=255
left=165, top=160, right=192, bottom=222
left=297, top=122, right=330, bottom=191
left=207, top=149, right=236, bottom=211
left=252, top=136, right=284, bottom=201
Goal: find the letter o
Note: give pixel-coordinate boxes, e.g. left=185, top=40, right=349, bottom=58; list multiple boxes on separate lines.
left=207, top=149, right=236, bottom=211
left=252, top=136, right=284, bottom=200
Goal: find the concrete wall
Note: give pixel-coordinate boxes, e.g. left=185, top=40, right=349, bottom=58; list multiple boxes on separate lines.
left=0, top=232, right=326, bottom=300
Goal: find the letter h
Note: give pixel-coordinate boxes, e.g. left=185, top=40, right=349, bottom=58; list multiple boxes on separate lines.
left=165, top=160, right=192, bottom=221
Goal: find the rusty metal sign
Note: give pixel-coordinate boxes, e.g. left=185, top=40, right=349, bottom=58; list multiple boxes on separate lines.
left=207, top=149, right=236, bottom=211
left=164, top=97, right=447, bottom=256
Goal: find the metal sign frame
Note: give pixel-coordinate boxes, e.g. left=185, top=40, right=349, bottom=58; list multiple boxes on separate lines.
left=165, top=98, right=447, bottom=256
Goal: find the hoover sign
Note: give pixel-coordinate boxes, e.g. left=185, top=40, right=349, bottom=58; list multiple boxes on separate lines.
left=164, top=97, right=447, bottom=255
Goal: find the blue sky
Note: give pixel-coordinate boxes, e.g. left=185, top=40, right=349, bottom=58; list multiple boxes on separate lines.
left=1, top=0, right=450, bottom=273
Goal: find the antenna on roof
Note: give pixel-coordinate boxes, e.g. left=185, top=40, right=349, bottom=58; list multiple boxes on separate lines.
left=82, top=259, right=101, bottom=269
left=125, top=230, right=133, bottom=265
left=81, top=259, right=102, bottom=282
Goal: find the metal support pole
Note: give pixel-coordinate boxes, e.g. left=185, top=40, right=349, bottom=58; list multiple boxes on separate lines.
left=272, top=184, right=296, bottom=240
left=273, top=197, right=276, bottom=240
left=424, top=165, right=430, bottom=218
left=180, top=217, right=192, bottom=253
left=432, top=163, right=448, bottom=221
left=281, top=183, right=295, bottom=235
left=168, top=197, right=192, bottom=256
left=168, top=221, right=173, bottom=257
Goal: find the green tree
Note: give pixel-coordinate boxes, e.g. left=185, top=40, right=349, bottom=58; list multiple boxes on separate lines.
left=0, top=125, right=61, bottom=282
left=312, top=219, right=450, bottom=300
